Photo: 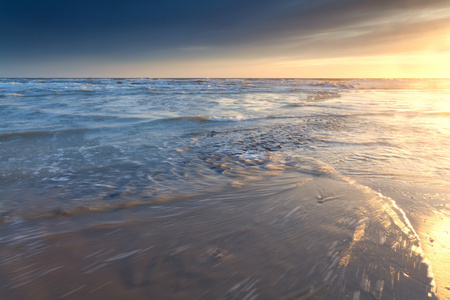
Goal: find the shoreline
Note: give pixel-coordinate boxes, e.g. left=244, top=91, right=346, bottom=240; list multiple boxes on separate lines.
left=0, top=171, right=437, bottom=299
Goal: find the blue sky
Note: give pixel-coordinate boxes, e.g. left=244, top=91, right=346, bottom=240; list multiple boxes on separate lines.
left=1, top=0, right=450, bottom=77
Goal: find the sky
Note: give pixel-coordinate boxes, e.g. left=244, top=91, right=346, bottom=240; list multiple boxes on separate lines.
left=1, top=0, right=450, bottom=78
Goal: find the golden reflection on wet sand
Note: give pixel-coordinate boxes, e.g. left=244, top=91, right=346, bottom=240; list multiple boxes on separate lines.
left=418, top=209, right=450, bottom=299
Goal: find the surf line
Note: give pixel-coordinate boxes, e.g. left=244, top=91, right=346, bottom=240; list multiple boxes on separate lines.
left=340, top=173, right=436, bottom=296
left=296, top=156, right=437, bottom=296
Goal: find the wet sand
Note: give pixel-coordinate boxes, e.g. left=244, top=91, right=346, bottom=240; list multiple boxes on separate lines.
left=0, top=171, right=437, bottom=299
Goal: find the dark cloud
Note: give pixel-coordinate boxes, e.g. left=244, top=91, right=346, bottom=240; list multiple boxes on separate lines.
left=1, top=0, right=449, bottom=67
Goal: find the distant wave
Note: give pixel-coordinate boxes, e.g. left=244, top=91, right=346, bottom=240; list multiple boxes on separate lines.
left=2, top=81, right=24, bottom=85
left=284, top=103, right=303, bottom=108
left=310, top=81, right=354, bottom=89
left=305, top=91, right=341, bottom=102
left=342, top=110, right=450, bottom=118
left=417, top=111, right=450, bottom=117
left=163, top=115, right=261, bottom=123
left=162, top=115, right=303, bottom=123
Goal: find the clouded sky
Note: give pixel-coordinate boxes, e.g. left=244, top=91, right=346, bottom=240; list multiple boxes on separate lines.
left=1, top=0, right=450, bottom=77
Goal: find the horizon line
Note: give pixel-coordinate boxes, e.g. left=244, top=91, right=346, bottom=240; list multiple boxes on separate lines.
left=2, top=77, right=449, bottom=80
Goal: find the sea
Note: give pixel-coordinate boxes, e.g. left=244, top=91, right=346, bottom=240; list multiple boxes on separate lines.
left=0, top=78, right=449, bottom=299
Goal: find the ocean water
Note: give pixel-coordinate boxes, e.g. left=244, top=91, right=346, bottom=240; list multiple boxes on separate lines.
left=0, top=78, right=449, bottom=299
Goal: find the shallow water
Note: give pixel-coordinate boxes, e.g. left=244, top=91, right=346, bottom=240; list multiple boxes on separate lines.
left=0, top=78, right=449, bottom=299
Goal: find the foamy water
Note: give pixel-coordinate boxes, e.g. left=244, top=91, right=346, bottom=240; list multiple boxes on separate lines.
left=0, top=78, right=449, bottom=299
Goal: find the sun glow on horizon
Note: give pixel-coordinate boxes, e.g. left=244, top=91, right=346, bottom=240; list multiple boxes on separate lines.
left=271, top=52, right=450, bottom=78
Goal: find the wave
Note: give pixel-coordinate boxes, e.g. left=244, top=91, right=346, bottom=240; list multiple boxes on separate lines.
left=162, top=115, right=305, bottom=124
left=351, top=78, right=450, bottom=90
left=0, top=183, right=230, bottom=224
left=314, top=137, right=398, bottom=148
left=310, top=81, right=354, bottom=89
left=341, top=110, right=450, bottom=119
left=305, top=91, right=341, bottom=102
left=417, top=111, right=450, bottom=117
left=284, top=103, right=303, bottom=108
left=0, top=128, right=87, bottom=140
left=163, top=115, right=262, bottom=123
left=0, top=81, right=25, bottom=85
